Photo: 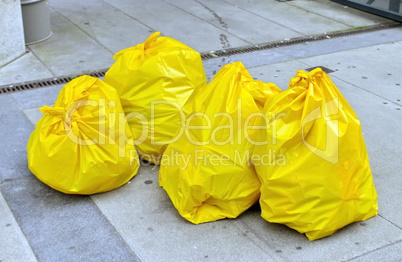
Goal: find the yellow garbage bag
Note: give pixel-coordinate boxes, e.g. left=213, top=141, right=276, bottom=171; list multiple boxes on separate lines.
left=159, top=61, right=281, bottom=224
left=253, top=68, right=378, bottom=240
left=27, top=75, right=139, bottom=195
left=104, top=32, right=207, bottom=164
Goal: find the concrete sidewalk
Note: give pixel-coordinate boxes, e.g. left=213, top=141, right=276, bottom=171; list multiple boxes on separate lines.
left=1, top=0, right=401, bottom=261
left=0, top=0, right=394, bottom=86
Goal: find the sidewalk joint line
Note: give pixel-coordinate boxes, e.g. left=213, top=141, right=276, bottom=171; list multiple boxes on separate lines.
left=26, top=46, right=57, bottom=77
left=200, top=22, right=401, bottom=59
left=163, top=0, right=254, bottom=46
left=49, top=6, right=115, bottom=56
left=378, top=214, right=402, bottom=230
left=346, top=239, right=402, bottom=261
left=287, top=1, right=356, bottom=28
left=220, top=0, right=304, bottom=36
left=333, top=75, right=402, bottom=107
left=103, top=1, right=156, bottom=33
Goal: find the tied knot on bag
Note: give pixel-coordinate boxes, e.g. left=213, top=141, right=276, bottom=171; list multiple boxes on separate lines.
left=138, top=31, right=160, bottom=58
left=303, top=68, right=325, bottom=84
left=40, top=88, right=92, bottom=130
left=113, top=31, right=161, bottom=61
left=292, top=68, right=324, bottom=86
left=144, top=31, right=161, bottom=50
left=39, top=98, right=98, bottom=146
left=290, top=68, right=326, bottom=100
left=40, top=103, right=82, bottom=130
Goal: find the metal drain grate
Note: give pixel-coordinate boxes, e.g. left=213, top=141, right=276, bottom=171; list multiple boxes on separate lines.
left=200, top=22, right=401, bottom=59
left=1, top=22, right=400, bottom=95
left=0, top=69, right=107, bottom=95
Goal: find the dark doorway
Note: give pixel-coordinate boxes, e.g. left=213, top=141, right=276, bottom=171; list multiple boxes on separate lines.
left=331, top=0, right=402, bottom=22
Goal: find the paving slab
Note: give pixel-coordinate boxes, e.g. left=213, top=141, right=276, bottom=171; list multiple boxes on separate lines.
left=104, top=0, right=250, bottom=52
left=204, top=26, right=402, bottom=85
left=92, top=165, right=281, bottom=262
left=0, top=95, right=34, bottom=184
left=236, top=209, right=400, bottom=261
left=0, top=190, right=37, bottom=262
left=23, top=107, right=44, bottom=126
left=349, top=240, right=402, bottom=261
left=247, top=60, right=310, bottom=89
left=222, top=0, right=352, bottom=35
left=298, top=41, right=402, bottom=109
left=273, top=27, right=402, bottom=60
left=202, top=50, right=292, bottom=78
left=10, top=84, right=63, bottom=110
left=1, top=178, right=139, bottom=262
left=50, top=0, right=153, bottom=54
left=165, top=0, right=302, bottom=44
left=2, top=0, right=397, bottom=88
left=0, top=52, right=53, bottom=86
left=92, top=163, right=401, bottom=261
left=27, top=9, right=114, bottom=77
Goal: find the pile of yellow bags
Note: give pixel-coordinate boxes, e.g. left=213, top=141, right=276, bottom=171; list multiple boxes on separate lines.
left=27, top=32, right=378, bottom=240
left=27, top=32, right=205, bottom=194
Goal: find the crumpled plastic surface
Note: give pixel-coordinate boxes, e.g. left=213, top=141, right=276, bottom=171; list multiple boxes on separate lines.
left=253, top=68, right=378, bottom=240
left=159, top=61, right=281, bottom=224
left=104, top=32, right=207, bottom=164
left=27, top=75, right=139, bottom=195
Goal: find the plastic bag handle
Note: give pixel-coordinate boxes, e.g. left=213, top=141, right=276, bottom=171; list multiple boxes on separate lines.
left=40, top=105, right=64, bottom=117
left=112, top=32, right=161, bottom=60
left=40, top=104, right=82, bottom=131
left=144, top=31, right=161, bottom=49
